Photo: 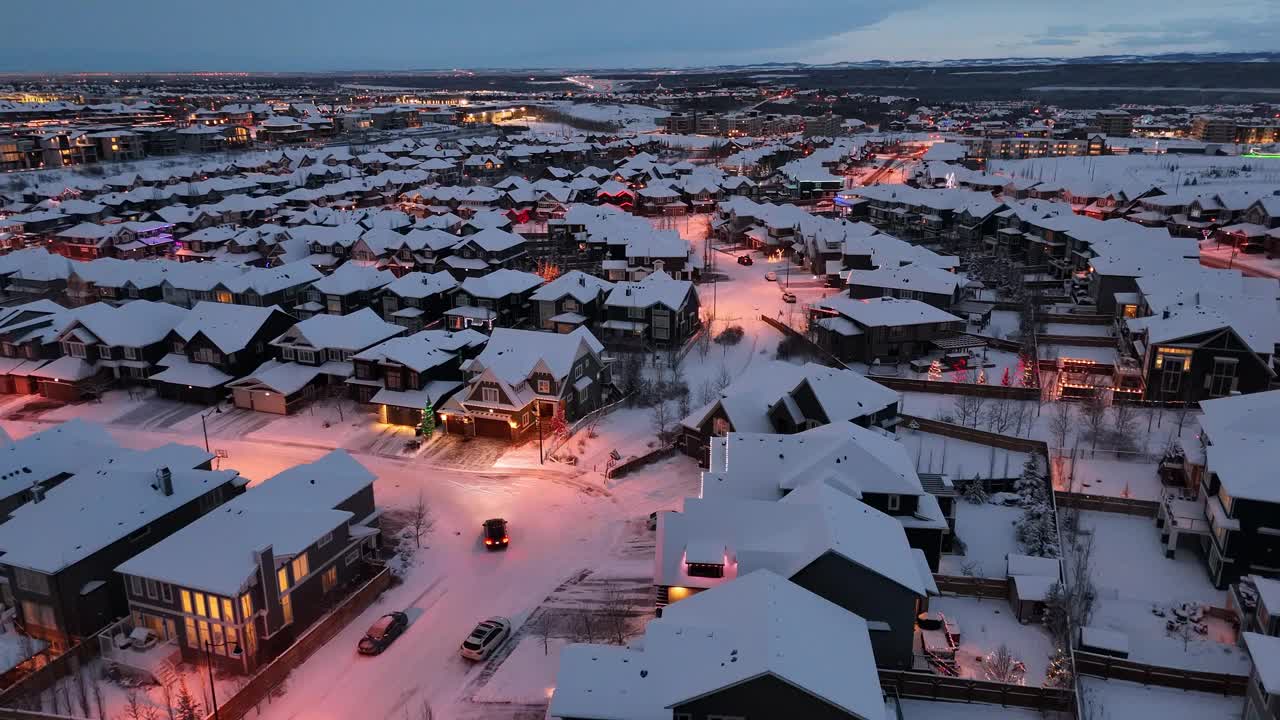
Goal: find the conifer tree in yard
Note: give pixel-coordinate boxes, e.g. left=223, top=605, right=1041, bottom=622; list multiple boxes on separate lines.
left=1045, top=646, right=1073, bottom=688
left=548, top=404, right=568, bottom=437
left=1014, top=457, right=1046, bottom=507
left=418, top=400, right=434, bottom=436
left=1001, top=367, right=1011, bottom=386
left=174, top=680, right=200, bottom=720
left=927, top=359, right=942, bottom=382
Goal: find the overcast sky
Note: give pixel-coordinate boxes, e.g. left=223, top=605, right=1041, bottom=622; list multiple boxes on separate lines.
left=2, top=0, right=1276, bottom=72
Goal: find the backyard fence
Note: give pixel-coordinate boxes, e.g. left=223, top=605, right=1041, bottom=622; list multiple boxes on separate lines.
left=0, top=643, right=95, bottom=710
left=1073, top=650, right=1249, bottom=695
left=899, top=414, right=1050, bottom=456
left=877, top=669, right=1075, bottom=712
left=876, top=376, right=1041, bottom=401
left=1053, top=491, right=1159, bottom=517
left=0, top=710, right=82, bottom=720
left=607, top=445, right=677, bottom=480
left=932, top=574, right=1010, bottom=599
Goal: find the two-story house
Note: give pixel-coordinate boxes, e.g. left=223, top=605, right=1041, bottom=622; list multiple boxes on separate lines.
left=228, top=308, right=404, bottom=415
left=377, top=271, right=458, bottom=332
left=809, top=296, right=964, bottom=365
left=0, top=300, right=77, bottom=395
left=678, top=361, right=900, bottom=461
left=151, top=302, right=297, bottom=405
left=442, top=228, right=527, bottom=278
left=38, top=301, right=188, bottom=401
left=0, top=419, right=120, bottom=523
left=220, top=261, right=323, bottom=309
left=348, top=329, right=489, bottom=427
left=112, top=450, right=378, bottom=674
left=299, top=263, right=396, bottom=319
left=439, top=327, right=611, bottom=442
left=530, top=270, right=615, bottom=334
left=845, top=264, right=962, bottom=311
left=0, top=443, right=240, bottom=650
left=602, top=271, right=701, bottom=348
left=443, top=269, right=543, bottom=332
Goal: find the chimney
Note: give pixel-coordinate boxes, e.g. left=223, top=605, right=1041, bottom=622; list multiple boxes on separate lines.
left=1162, top=309, right=1171, bottom=319
left=30, top=484, right=45, bottom=504
left=578, top=275, right=585, bottom=286
left=155, top=467, right=173, bottom=496
left=625, top=288, right=632, bottom=296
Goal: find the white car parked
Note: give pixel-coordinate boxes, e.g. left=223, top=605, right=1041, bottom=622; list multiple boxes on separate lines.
left=765, top=271, right=778, bottom=281
left=459, top=616, right=512, bottom=661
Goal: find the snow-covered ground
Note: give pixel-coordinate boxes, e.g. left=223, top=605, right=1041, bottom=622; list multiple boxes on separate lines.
left=1041, top=323, right=1112, bottom=338
left=899, top=426, right=1030, bottom=481
left=0, top=629, right=45, bottom=674
left=1054, top=454, right=1161, bottom=500
left=896, top=698, right=1051, bottom=719
left=1199, top=240, right=1280, bottom=279
left=531, top=101, right=668, bottom=131
left=1078, top=677, right=1245, bottom=720
left=941, top=502, right=1022, bottom=578
left=1075, top=510, right=1250, bottom=674
left=1040, top=344, right=1118, bottom=365
left=929, top=596, right=1056, bottom=686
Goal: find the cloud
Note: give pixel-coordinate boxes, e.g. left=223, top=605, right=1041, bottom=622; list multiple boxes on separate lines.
left=1029, top=38, right=1082, bottom=47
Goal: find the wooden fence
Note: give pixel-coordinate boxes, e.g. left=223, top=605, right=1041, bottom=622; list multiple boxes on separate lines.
left=933, top=574, right=1010, bottom=599
left=1073, top=650, right=1249, bottom=695
left=1053, top=491, right=1159, bottom=517
left=758, top=315, right=846, bottom=369
left=1036, top=334, right=1117, bottom=348
left=209, top=566, right=393, bottom=720
left=877, top=669, right=1075, bottom=712
left=875, top=376, right=1041, bottom=401
left=607, top=445, right=677, bottom=480
left=899, top=414, right=1050, bottom=456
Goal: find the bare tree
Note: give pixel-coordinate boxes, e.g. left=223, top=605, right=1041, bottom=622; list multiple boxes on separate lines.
left=575, top=608, right=598, bottom=644
left=1048, top=401, right=1074, bottom=451
left=1111, top=402, right=1139, bottom=451
left=598, top=585, right=636, bottom=645
left=410, top=491, right=431, bottom=549
left=528, top=611, right=559, bottom=656
left=714, top=361, right=732, bottom=393
left=73, top=658, right=91, bottom=718
left=1044, top=528, right=1098, bottom=648
left=92, top=672, right=107, bottom=720
left=650, top=400, right=674, bottom=442
left=985, top=399, right=1015, bottom=434
left=984, top=644, right=1024, bottom=684
left=697, top=379, right=716, bottom=406
left=1080, top=393, right=1108, bottom=450
left=418, top=700, right=435, bottom=720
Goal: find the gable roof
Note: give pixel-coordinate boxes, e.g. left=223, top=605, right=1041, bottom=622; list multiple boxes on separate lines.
left=174, top=302, right=288, bottom=353
left=469, top=326, right=603, bottom=384
left=275, top=307, right=402, bottom=350
left=530, top=270, right=615, bottom=303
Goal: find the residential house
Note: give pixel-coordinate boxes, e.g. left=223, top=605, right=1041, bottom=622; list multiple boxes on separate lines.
left=439, top=327, right=610, bottom=441
left=377, top=271, right=458, bottom=332
left=0, top=443, right=239, bottom=649
left=112, top=451, right=379, bottom=674
left=443, top=228, right=528, bottom=277
left=530, top=270, right=615, bottom=334
left=809, top=296, right=964, bottom=365
left=679, top=361, right=899, bottom=461
left=655, top=482, right=935, bottom=668
left=40, top=301, right=188, bottom=400
left=0, top=419, right=119, bottom=522
left=550, top=569, right=887, bottom=720
left=845, top=265, right=962, bottom=311
left=348, top=329, right=488, bottom=427
left=229, top=308, right=404, bottom=415
left=151, top=302, right=297, bottom=405
left=301, top=263, right=395, bottom=318
left=0, top=300, right=76, bottom=394
left=220, top=261, right=322, bottom=309
left=601, top=271, right=700, bottom=348
left=444, top=269, right=543, bottom=332
left=1242, top=633, right=1280, bottom=720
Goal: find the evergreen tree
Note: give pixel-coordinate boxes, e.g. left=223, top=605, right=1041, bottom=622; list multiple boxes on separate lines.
left=962, top=476, right=989, bottom=505
left=418, top=400, right=435, bottom=436
left=1014, top=457, right=1047, bottom=507
left=174, top=680, right=200, bottom=720
left=1045, top=646, right=1074, bottom=688
left=927, top=359, right=943, bottom=382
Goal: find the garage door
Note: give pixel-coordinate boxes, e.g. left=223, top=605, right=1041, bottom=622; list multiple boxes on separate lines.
left=473, top=417, right=511, bottom=440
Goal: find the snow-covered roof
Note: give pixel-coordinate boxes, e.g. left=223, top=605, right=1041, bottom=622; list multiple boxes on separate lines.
left=273, top=307, right=401, bottom=351
left=456, top=268, right=542, bottom=299
left=604, top=271, right=692, bottom=312
left=311, top=262, right=395, bottom=296
left=469, top=326, right=603, bottom=385
left=550, top=569, right=885, bottom=720
left=657, top=481, right=929, bottom=597
left=61, top=300, right=187, bottom=348
left=812, top=296, right=961, bottom=328
left=1197, top=390, right=1280, bottom=504
left=353, top=328, right=488, bottom=372
left=221, top=260, right=321, bottom=295
left=382, top=270, right=457, bottom=299
left=173, top=302, right=286, bottom=353
left=116, top=451, right=375, bottom=596
left=530, top=270, right=615, bottom=303
left=1245, top=633, right=1280, bottom=695
left=846, top=265, right=960, bottom=297
left=0, top=420, right=119, bottom=501
left=0, top=445, right=231, bottom=573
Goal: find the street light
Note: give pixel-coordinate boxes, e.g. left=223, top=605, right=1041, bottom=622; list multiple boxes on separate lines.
left=199, top=405, right=222, bottom=454
left=202, top=637, right=242, bottom=720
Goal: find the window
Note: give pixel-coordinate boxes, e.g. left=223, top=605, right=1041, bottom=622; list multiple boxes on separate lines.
left=184, top=617, right=197, bottom=648
left=281, top=595, right=294, bottom=625
left=194, top=592, right=207, bottom=617
left=888, top=325, right=906, bottom=340
left=208, top=596, right=220, bottom=621
left=318, top=531, right=333, bottom=548
left=887, top=494, right=901, bottom=511
left=161, top=583, right=173, bottom=603
left=181, top=590, right=193, bottom=613
left=277, top=567, right=290, bottom=593
left=326, top=297, right=343, bottom=315
left=385, top=370, right=403, bottom=390
left=98, top=344, right=112, bottom=358
left=345, top=549, right=360, bottom=566
left=1160, top=356, right=1185, bottom=395
left=240, top=593, right=253, bottom=619
left=194, top=347, right=221, bottom=364
left=172, top=340, right=186, bottom=354
left=686, top=562, right=725, bottom=579
left=481, top=387, right=499, bottom=403
left=627, top=305, right=646, bottom=319
left=243, top=619, right=257, bottom=655
left=322, top=566, right=338, bottom=593
left=130, top=575, right=143, bottom=596
left=291, top=553, right=309, bottom=581
left=123, top=347, right=139, bottom=360
left=537, top=379, right=550, bottom=394
left=562, top=298, right=579, bottom=313
left=65, top=341, right=86, bottom=358
left=145, top=578, right=157, bottom=600
left=1209, top=357, right=1238, bottom=397
left=281, top=347, right=295, bottom=361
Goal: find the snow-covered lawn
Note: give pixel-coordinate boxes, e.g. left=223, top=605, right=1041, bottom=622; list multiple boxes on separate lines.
left=1078, top=677, right=1244, bottom=720
left=1040, top=344, right=1118, bottom=365
left=1041, top=323, right=1112, bottom=338
left=941, top=502, right=1022, bottom=578
left=896, top=699, right=1050, bottom=719
left=1053, top=454, right=1161, bottom=500
left=1074, top=511, right=1250, bottom=674
left=471, top=637, right=565, bottom=704
left=898, top=427, right=1030, bottom=481
left=974, top=309, right=1021, bottom=342
left=929, top=596, right=1056, bottom=687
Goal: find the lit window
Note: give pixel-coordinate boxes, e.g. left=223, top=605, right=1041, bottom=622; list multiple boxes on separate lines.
left=193, top=593, right=206, bottom=617
left=277, top=567, right=290, bottom=593
left=181, top=590, right=192, bottom=614
left=322, top=566, right=338, bottom=594
left=240, top=593, right=253, bottom=619
left=291, top=553, right=309, bottom=580
left=208, top=597, right=220, bottom=621
left=281, top=595, right=293, bottom=625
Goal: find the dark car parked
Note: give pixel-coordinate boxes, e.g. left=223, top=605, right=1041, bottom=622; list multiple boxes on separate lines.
left=483, top=518, right=509, bottom=550
left=736, top=254, right=754, bottom=266
left=358, top=612, right=409, bottom=655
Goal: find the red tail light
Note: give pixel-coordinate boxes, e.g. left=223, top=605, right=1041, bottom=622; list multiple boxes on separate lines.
left=502, top=537, right=509, bottom=543
left=484, top=539, right=493, bottom=545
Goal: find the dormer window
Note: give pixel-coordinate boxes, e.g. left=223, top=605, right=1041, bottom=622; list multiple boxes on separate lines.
left=686, top=562, right=724, bottom=579
left=887, top=494, right=901, bottom=512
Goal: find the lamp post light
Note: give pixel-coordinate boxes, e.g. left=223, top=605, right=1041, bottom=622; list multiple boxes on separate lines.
left=202, top=637, right=242, bottom=720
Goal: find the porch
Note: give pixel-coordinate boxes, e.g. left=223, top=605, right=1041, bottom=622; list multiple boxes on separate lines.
left=96, top=617, right=182, bottom=686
